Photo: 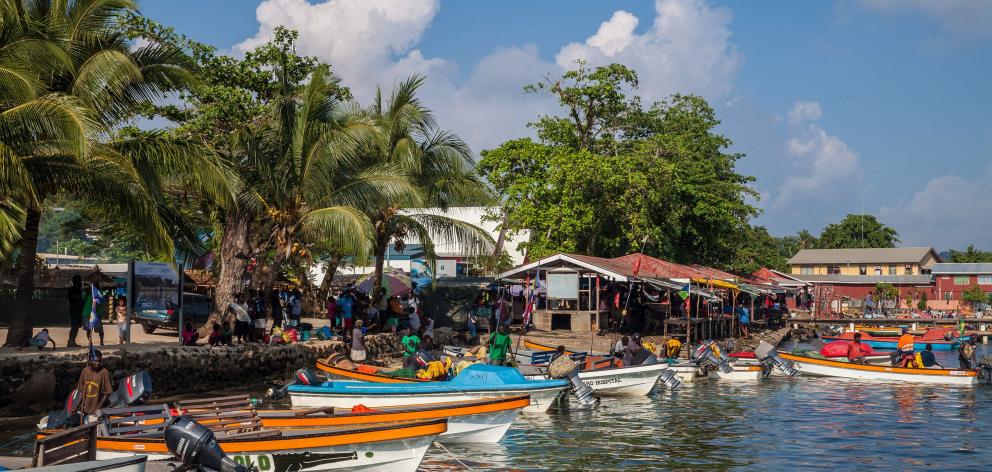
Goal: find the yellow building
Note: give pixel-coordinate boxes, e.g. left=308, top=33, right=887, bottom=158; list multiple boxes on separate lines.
left=787, top=247, right=940, bottom=277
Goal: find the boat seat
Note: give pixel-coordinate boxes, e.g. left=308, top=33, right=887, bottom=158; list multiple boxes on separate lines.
left=100, top=404, right=171, bottom=437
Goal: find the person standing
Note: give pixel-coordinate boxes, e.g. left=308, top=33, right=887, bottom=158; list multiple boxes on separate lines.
left=487, top=324, right=513, bottom=366
left=401, top=328, right=420, bottom=370
left=350, top=319, right=366, bottom=362
left=67, top=276, right=83, bottom=347
left=82, top=283, right=104, bottom=346
left=114, top=297, right=129, bottom=345
left=76, top=349, right=112, bottom=419
left=325, top=295, right=337, bottom=326
left=229, top=294, right=251, bottom=344
left=890, top=328, right=915, bottom=367
left=269, top=288, right=283, bottom=332
left=960, top=338, right=977, bottom=370
left=467, top=310, right=478, bottom=344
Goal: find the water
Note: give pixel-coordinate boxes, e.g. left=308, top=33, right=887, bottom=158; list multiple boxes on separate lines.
left=422, top=341, right=992, bottom=471
left=3, top=342, right=991, bottom=471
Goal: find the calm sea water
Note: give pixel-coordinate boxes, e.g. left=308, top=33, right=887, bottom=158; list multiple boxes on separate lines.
left=2, top=342, right=990, bottom=471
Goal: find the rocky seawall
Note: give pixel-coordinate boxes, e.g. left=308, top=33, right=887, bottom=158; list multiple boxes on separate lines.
left=0, top=341, right=347, bottom=416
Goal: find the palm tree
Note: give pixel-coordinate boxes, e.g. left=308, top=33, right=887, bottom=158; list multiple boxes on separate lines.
left=362, top=76, right=493, bottom=303
left=1, top=0, right=224, bottom=346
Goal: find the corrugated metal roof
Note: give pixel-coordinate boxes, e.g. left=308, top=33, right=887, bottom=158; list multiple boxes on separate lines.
left=931, top=263, right=992, bottom=275
left=793, top=274, right=933, bottom=285
left=787, top=247, right=938, bottom=265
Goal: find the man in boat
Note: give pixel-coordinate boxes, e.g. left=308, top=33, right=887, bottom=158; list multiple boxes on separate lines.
left=664, top=337, right=682, bottom=360
left=918, top=344, right=942, bottom=369
left=623, top=333, right=644, bottom=367
left=550, top=345, right=567, bottom=362
left=890, top=328, right=916, bottom=367
left=847, top=333, right=869, bottom=364
left=401, top=328, right=421, bottom=370
left=487, top=324, right=513, bottom=366
left=611, top=336, right=629, bottom=359
left=76, top=349, right=112, bottom=421
left=959, top=338, right=977, bottom=370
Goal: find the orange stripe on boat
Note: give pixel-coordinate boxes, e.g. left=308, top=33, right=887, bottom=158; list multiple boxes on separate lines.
left=779, top=352, right=978, bottom=377
left=260, top=396, right=530, bottom=428
left=316, top=360, right=427, bottom=383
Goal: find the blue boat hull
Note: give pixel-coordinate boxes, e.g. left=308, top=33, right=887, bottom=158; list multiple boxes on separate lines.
left=822, top=337, right=959, bottom=350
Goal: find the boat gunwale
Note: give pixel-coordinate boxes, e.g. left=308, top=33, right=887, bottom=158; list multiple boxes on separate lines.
left=780, top=352, right=977, bottom=377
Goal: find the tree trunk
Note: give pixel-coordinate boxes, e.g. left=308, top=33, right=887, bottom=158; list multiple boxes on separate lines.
left=198, top=211, right=253, bottom=337
left=371, top=233, right=388, bottom=305
left=318, top=253, right=343, bottom=298
left=3, top=208, right=40, bottom=346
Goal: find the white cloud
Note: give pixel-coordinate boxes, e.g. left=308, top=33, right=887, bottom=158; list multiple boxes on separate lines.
left=772, top=102, right=861, bottom=209
left=555, top=0, right=742, bottom=100
left=860, top=0, right=992, bottom=41
left=879, top=167, right=992, bottom=249
left=788, top=101, right=822, bottom=124
left=235, top=0, right=742, bottom=153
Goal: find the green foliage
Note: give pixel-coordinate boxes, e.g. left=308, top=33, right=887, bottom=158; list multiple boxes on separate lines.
left=917, top=292, right=928, bottom=311
left=948, top=245, right=992, bottom=263
left=874, top=282, right=898, bottom=301
left=818, top=214, right=899, bottom=249
left=962, top=284, right=988, bottom=306
left=480, top=63, right=758, bottom=270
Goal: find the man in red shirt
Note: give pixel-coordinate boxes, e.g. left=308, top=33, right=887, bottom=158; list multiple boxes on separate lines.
left=847, top=333, right=868, bottom=364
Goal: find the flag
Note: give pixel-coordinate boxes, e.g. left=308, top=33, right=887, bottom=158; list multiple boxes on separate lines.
left=87, top=284, right=104, bottom=330
left=632, top=256, right=641, bottom=277
left=678, top=285, right=690, bottom=300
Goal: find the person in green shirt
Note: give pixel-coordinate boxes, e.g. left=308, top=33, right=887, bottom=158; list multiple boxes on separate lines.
left=488, top=324, right=513, bottom=366
left=401, top=328, right=420, bottom=370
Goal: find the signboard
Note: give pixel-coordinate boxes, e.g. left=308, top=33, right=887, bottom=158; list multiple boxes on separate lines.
left=411, top=258, right=458, bottom=280
left=132, top=262, right=180, bottom=313
left=547, top=272, right=579, bottom=299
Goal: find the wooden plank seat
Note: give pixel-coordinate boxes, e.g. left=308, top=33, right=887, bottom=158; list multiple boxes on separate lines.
left=176, top=396, right=262, bottom=435
left=100, top=404, right=172, bottom=437
left=34, top=422, right=99, bottom=467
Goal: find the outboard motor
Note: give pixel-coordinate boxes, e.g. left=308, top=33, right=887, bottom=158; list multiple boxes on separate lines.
left=754, top=341, right=800, bottom=377
left=691, top=342, right=733, bottom=374
left=106, top=370, right=153, bottom=408
left=657, top=368, right=682, bottom=391
left=547, top=355, right=597, bottom=406
left=166, top=416, right=249, bottom=472
left=267, top=368, right=320, bottom=400
left=43, top=388, right=83, bottom=429
left=978, top=354, right=992, bottom=384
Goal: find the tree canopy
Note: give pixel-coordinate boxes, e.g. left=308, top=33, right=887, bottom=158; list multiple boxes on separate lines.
left=818, top=214, right=900, bottom=249
left=948, top=245, right=992, bottom=263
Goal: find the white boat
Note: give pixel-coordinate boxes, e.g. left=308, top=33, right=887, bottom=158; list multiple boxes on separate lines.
left=709, top=364, right=764, bottom=381
left=666, top=363, right=701, bottom=383
left=33, top=456, right=147, bottom=472
left=289, top=365, right=568, bottom=414
left=525, top=363, right=671, bottom=396
left=779, top=352, right=978, bottom=386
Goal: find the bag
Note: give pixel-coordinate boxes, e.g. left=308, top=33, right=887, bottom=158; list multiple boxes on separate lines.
left=317, top=326, right=332, bottom=340
left=299, top=322, right=314, bottom=332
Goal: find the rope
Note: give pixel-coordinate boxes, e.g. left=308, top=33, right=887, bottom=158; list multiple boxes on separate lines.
left=433, top=441, right=477, bottom=470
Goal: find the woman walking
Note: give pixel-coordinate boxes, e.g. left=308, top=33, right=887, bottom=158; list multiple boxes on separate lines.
left=115, top=297, right=129, bottom=344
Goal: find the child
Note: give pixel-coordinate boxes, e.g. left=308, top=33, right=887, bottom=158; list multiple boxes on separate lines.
left=221, top=322, right=234, bottom=346
left=20, top=329, right=56, bottom=350
left=208, top=323, right=223, bottom=346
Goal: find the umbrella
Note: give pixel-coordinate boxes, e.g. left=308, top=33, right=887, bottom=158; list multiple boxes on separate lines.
left=356, top=268, right=412, bottom=298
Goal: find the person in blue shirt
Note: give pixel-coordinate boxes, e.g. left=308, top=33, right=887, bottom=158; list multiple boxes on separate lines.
left=736, top=306, right=750, bottom=337
left=919, top=344, right=942, bottom=368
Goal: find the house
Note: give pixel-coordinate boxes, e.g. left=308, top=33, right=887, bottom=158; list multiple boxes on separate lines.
left=787, top=247, right=940, bottom=313
left=931, top=263, right=992, bottom=306
left=787, top=247, right=940, bottom=277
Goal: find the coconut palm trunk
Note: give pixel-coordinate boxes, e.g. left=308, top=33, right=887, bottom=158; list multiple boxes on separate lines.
left=4, top=207, right=41, bottom=346
left=318, top=253, right=343, bottom=297
left=201, top=210, right=252, bottom=333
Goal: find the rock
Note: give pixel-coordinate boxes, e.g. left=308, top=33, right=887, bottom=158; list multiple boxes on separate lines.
left=11, top=369, right=55, bottom=406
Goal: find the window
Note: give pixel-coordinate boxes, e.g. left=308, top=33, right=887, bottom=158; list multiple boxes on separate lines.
left=979, top=275, right=992, bottom=285
left=874, top=266, right=882, bottom=275
left=829, top=265, right=841, bottom=275
left=904, top=265, right=913, bottom=275
left=859, top=265, right=867, bottom=275
left=888, top=265, right=897, bottom=275
left=800, top=265, right=813, bottom=275
left=954, top=276, right=971, bottom=285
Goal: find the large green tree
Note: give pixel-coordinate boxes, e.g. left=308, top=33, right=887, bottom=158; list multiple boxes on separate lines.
left=479, top=63, right=758, bottom=269
left=948, top=245, right=992, bottom=263
left=1, top=0, right=226, bottom=346
left=818, top=214, right=899, bottom=249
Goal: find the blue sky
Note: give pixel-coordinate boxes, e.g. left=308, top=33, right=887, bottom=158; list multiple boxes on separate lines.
left=139, top=0, right=992, bottom=251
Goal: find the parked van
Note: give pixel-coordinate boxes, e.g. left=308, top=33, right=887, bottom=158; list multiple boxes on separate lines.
left=134, top=292, right=213, bottom=334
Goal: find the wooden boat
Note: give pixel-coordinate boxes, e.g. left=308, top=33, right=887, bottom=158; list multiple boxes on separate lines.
left=291, top=364, right=568, bottom=414
left=778, top=352, right=978, bottom=386
left=524, top=362, right=672, bottom=396
left=178, top=395, right=529, bottom=444
left=32, top=456, right=147, bottom=472
left=317, top=359, right=430, bottom=383
left=821, top=331, right=960, bottom=350
left=38, top=411, right=447, bottom=472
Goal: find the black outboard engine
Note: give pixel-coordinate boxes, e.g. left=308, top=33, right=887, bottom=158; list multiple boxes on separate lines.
left=106, top=370, right=153, bottom=408
left=547, top=355, right=597, bottom=406
left=978, top=354, right=992, bottom=384
left=166, top=416, right=249, bottom=472
left=691, top=342, right=734, bottom=374
left=267, top=368, right=320, bottom=400
left=44, top=388, right=83, bottom=429
left=754, top=341, right=800, bottom=377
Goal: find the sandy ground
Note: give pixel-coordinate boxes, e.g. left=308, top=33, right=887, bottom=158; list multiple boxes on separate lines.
left=0, top=317, right=329, bottom=360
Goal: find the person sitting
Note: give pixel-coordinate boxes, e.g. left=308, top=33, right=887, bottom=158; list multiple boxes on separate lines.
left=221, top=321, right=234, bottom=346
left=890, top=328, right=915, bottom=367
left=208, top=323, right=224, bottom=346
left=623, top=334, right=644, bottom=367
left=917, top=344, right=942, bottom=368
left=401, top=328, right=420, bottom=370
left=847, top=333, right=868, bottom=364
left=664, top=337, right=683, bottom=360
left=20, top=328, right=56, bottom=351
left=551, top=345, right=567, bottom=362
left=611, top=336, right=629, bottom=359
left=181, top=322, right=199, bottom=346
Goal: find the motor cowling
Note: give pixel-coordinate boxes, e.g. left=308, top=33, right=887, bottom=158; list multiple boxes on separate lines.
left=165, top=416, right=248, bottom=472
left=691, top=342, right=733, bottom=374
left=547, top=355, right=597, bottom=406
left=977, top=354, right=992, bottom=383
left=106, top=371, right=153, bottom=408
left=657, top=368, right=682, bottom=391
left=754, top=341, right=800, bottom=377
left=43, top=388, right=82, bottom=429
left=267, top=368, right=320, bottom=400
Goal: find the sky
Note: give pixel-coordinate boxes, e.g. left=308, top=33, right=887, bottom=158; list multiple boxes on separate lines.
left=138, top=0, right=992, bottom=252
